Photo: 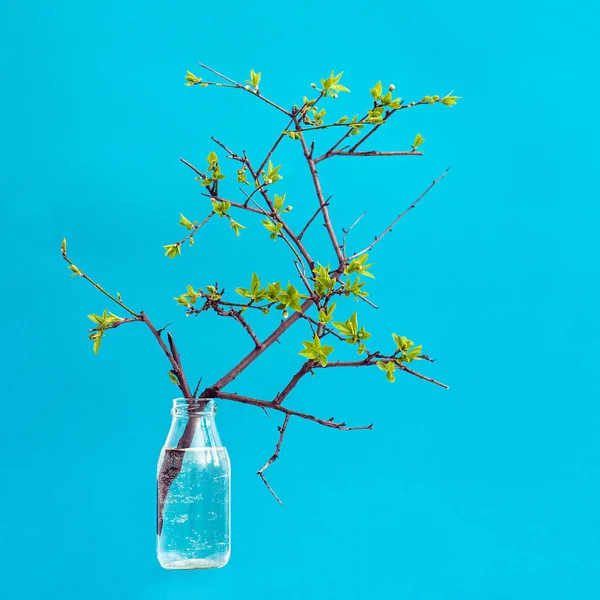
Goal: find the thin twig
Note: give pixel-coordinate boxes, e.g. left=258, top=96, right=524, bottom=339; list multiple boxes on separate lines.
left=61, top=253, right=138, bottom=317
left=228, top=310, right=262, bottom=348
left=213, top=391, right=373, bottom=430
left=273, top=362, right=313, bottom=405
left=193, top=377, right=203, bottom=398
left=167, top=332, right=193, bottom=398
left=325, top=150, right=422, bottom=159
left=202, top=297, right=317, bottom=394
left=317, top=359, right=449, bottom=389
left=342, top=211, right=367, bottom=259
left=257, top=414, right=291, bottom=505
left=297, top=197, right=331, bottom=240
left=299, top=314, right=346, bottom=341
left=293, top=116, right=345, bottom=265
left=197, top=63, right=292, bottom=116
left=350, top=168, right=450, bottom=259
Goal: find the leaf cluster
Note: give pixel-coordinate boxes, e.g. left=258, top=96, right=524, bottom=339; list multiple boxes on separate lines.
left=87, top=309, right=123, bottom=354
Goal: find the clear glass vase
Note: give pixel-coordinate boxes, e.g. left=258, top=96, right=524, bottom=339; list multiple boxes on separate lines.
left=157, top=399, right=231, bottom=570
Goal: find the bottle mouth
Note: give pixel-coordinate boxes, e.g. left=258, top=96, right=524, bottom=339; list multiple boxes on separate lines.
left=171, top=398, right=216, bottom=417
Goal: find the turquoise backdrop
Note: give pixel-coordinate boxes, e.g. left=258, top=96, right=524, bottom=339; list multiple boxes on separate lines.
left=1, top=1, right=599, bottom=598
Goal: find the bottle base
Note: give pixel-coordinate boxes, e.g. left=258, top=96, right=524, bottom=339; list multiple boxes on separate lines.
left=159, top=557, right=230, bottom=570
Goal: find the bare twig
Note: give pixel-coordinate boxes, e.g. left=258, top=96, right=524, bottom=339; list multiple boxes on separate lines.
left=322, top=150, right=422, bottom=160
left=342, top=211, right=367, bottom=259
left=350, top=168, right=450, bottom=259
left=171, top=211, right=214, bottom=247
left=297, top=197, right=331, bottom=241
left=61, top=253, right=138, bottom=317
left=318, top=359, right=449, bottom=389
left=273, top=361, right=313, bottom=405
left=197, top=63, right=291, bottom=116
left=234, top=149, right=315, bottom=269
left=213, top=391, right=373, bottom=430
left=293, top=116, right=345, bottom=265
left=227, top=310, right=262, bottom=348
left=298, top=314, right=346, bottom=341
left=257, top=414, right=291, bottom=505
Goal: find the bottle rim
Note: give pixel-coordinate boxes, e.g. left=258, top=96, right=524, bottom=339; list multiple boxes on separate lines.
left=171, top=398, right=216, bottom=417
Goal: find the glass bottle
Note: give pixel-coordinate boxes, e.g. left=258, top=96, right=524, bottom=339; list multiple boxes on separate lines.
left=157, top=399, right=231, bottom=569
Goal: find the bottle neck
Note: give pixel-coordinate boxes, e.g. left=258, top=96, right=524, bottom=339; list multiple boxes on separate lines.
left=163, top=399, right=223, bottom=449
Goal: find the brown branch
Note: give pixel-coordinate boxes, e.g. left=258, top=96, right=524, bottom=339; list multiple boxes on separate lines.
left=180, top=157, right=266, bottom=216
left=139, top=312, right=193, bottom=398
left=348, top=108, right=397, bottom=153
left=342, top=211, right=366, bottom=259
left=323, top=150, right=422, bottom=159
left=171, top=211, right=214, bottom=247
left=89, top=316, right=143, bottom=332
left=242, top=193, right=308, bottom=272
left=298, top=314, right=346, bottom=342
left=197, top=63, right=291, bottom=117
left=219, top=145, right=316, bottom=269
left=257, top=414, right=291, bottom=505
left=316, top=97, right=431, bottom=162
left=212, top=391, right=373, bottom=430
left=318, top=358, right=449, bottom=389
left=223, top=308, right=262, bottom=348
left=202, top=297, right=317, bottom=394
left=297, top=196, right=331, bottom=241
left=180, top=157, right=206, bottom=179
left=167, top=332, right=193, bottom=397
left=208, top=193, right=264, bottom=215
left=293, top=260, right=318, bottom=301
left=62, top=253, right=138, bottom=317
left=397, top=364, right=449, bottom=388
left=293, top=116, right=345, bottom=266
left=350, top=167, right=450, bottom=259
left=273, top=361, right=313, bottom=405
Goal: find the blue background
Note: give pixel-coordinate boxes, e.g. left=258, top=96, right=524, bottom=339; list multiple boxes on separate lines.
left=1, top=1, right=599, bottom=598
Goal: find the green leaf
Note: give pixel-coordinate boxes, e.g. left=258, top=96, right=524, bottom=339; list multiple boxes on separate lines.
left=230, top=220, right=245, bottom=236
left=411, top=133, right=425, bottom=151
left=163, top=244, right=181, bottom=259
left=61, top=238, right=67, bottom=254
left=245, top=69, right=261, bottom=88
left=207, top=151, right=218, bottom=165
left=251, top=272, right=261, bottom=296
left=274, top=193, right=286, bottom=211
left=93, top=335, right=102, bottom=354
left=264, top=161, right=283, bottom=184
left=178, top=213, right=194, bottom=230
left=168, top=371, right=179, bottom=385
left=68, top=264, right=82, bottom=276
left=344, top=254, right=375, bottom=279
left=184, top=71, right=202, bottom=86
left=370, top=81, right=383, bottom=100
left=261, top=219, right=283, bottom=240
left=440, top=93, right=460, bottom=107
